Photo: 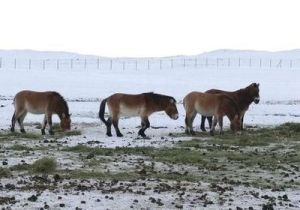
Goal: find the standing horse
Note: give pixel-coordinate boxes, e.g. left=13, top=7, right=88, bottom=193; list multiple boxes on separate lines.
left=183, top=92, right=241, bottom=136
left=200, top=83, right=260, bottom=131
left=11, top=90, right=71, bottom=135
left=99, top=92, right=179, bottom=137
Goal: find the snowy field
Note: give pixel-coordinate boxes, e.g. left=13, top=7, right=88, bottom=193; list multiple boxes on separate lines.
left=1, top=52, right=300, bottom=209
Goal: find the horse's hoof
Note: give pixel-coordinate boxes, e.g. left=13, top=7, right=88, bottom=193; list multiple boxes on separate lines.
left=20, top=129, right=26, bottom=133
left=41, top=129, right=46, bottom=135
left=190, top=131, right=196, bottom=136
left=117, top=133, right=123, bottom=137
left=200, top=127, right=206, bottom=132
left=10, top=128, right=15, bottom=132
left=106, top=132, right=112, bottom=137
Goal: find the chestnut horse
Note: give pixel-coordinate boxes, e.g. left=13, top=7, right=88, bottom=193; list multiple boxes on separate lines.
left=99, top=92, right=179, bottom=137
left=11, top=90, right=71, bottom=135
left=200, top=83, right=260, bottom=131
left=183, top=92, right=241, bottom=135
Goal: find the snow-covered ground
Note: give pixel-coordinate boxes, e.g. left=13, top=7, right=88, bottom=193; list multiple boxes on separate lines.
left=1, top=50, right=300, bottom=209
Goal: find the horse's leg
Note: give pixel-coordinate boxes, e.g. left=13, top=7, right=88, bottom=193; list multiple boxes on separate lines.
left=200, top=116, right=206, bottom=132
left=185, top=111, right=196, bottom=135
left=241, top=115, right=244, bottom=130
left=218, top=116, right=224, bottom=135
left=46, top=113, right=54, bottom=135
left=106, top=117, right=112, bottom=137
left=207, top=116, right=213, bottom=130
left=41, top=115, right=47, bottom=135
left=112, top=117, right=123, bottom=137
left=18, top=112, right=27, bottom=133
left=138, top=117, right=150, bottom=137
left=210, top=116, right=218, bottom=136
left=11, top=112, right=16, bottom=132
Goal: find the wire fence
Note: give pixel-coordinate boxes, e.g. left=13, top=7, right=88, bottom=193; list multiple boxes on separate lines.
left=1, top=57, right=300, bottom=71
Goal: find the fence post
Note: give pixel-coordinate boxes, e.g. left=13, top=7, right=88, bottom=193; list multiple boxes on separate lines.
left=249, top=58, right=252, bottom=68
left=29, top=59, right=31, bottom=70
left=110, top=60, right=113, bottom=70
left=122, top=61, right=125, bottom=70
left=57, top=59, right=59, bottom=70
left=43, top=60, right=46, bottom=70
left=171, top=59, right=173, bottom=69
left=205, top=58, right=208, bottom=67
left=160, top=60, right=162, bottom=70
left=238, top=58, right=241, bottom=67
left=194, top=58, right=197, bottom=68
left=0, top=57, right=2, bottom=69
left=70, top=59, right=73, bottom=69
left=290, top=60, right=293, bottom=69
left=135, top=60, right=138, bottom=71
left=147, top=60, right=150, bottom=70
left=259, top=59, right=262, bottom=68
left=14, top=58, right=17, bottom=69
left=97, top=58, right=100, bottom=70
left=84, top=59, right=87, bottom=69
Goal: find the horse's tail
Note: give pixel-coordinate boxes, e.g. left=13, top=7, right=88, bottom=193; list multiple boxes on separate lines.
left=99, top=98, right=108, bottom=126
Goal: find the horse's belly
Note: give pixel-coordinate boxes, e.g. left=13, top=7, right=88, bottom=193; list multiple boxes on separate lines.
left=195, top=103, right=215, bottom=116
left=119, top=104, right=143, bottom=117
left=25, top=103, right=45, bottom=114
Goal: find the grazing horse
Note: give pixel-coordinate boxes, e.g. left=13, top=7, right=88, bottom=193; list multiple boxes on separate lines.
left=200, top=83, right=260, bottom=131
left=183, top=92, right=241, bottom=136
left=99, top=92, right=179, bottom=137
left=11, top=90, right=71, bottom=135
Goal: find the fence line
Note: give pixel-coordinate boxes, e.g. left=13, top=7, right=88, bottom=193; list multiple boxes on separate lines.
left=0, top=57, right=300, bottom=71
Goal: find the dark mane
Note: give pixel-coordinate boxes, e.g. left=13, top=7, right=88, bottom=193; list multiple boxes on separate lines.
left=52, top=92, right=70, bottom=116
left=142, top=92, right=176, bottom=103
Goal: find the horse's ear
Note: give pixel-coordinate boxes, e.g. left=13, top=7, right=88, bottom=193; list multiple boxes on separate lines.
left=170, top=98, right=175, bottom=104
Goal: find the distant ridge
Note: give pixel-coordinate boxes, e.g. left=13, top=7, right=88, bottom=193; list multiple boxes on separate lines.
left=1, top=49, right=300, bottom=60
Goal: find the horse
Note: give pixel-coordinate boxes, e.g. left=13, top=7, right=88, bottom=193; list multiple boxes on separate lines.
left=183, top=91, right=241, bottom=136
left=200, top=83, right=260, bottom=131
left=11, top=90, right=71, bottom=135
left=99, top=92, right=179, bottom=137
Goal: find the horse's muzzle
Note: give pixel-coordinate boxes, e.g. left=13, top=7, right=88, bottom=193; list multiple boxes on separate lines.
left=172, top=114, right=179, bottom=120
left=254, top=97, right=260, bottom=104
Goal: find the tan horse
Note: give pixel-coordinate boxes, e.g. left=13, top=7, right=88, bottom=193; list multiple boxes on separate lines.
left=201, top=83, right=260, bottom=131
left=183, top=92, right=241, bottom=135
left=11, top=90, right=71, bottom=135
left=99, top=92, right=179, bottom=137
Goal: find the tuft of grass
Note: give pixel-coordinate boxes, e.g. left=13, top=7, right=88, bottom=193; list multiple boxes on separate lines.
left=31, top=157, right=57, bottom=174
left=0, top=167, right=12, bottom=178
left=0, top=132, right=41, bottom=141
left=8, top=144, right=33, bottom=151
left=276, top=122, right=300, bottom=132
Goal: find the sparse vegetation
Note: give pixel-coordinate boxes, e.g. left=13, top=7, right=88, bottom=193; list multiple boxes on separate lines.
left=0, top=167, right=12, bottom=178
left=31, top=157, right=57, bottom=174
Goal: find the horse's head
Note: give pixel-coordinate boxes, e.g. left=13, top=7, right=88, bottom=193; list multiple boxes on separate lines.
left=60, top=113, right=71, bottom=131
left=249, top=83, right=260, bottom=104
left=165, top=98, right=179, bottom=120
left=230, top=114, right=241, bottom=132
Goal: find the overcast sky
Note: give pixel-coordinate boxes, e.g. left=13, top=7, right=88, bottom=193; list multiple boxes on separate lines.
left=0, top=0, right=300, bottom=57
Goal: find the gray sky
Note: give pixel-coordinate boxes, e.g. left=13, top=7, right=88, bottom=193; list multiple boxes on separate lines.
left=1, top=0, right=300, bottom=57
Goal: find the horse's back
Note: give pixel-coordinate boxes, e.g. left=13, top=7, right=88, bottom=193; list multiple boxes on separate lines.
left=14, top=90, right=59, bottom=114
left=106, top=93, right=146, bottom=117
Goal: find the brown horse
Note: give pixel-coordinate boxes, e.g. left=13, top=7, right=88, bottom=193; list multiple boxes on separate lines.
left=99, top=92, right=179, bottom=137
left=201, top=83, right=260, bottom=131
left=11, top=90, right=71, bottom=135
left=183, top=92, right=241, bottom=135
